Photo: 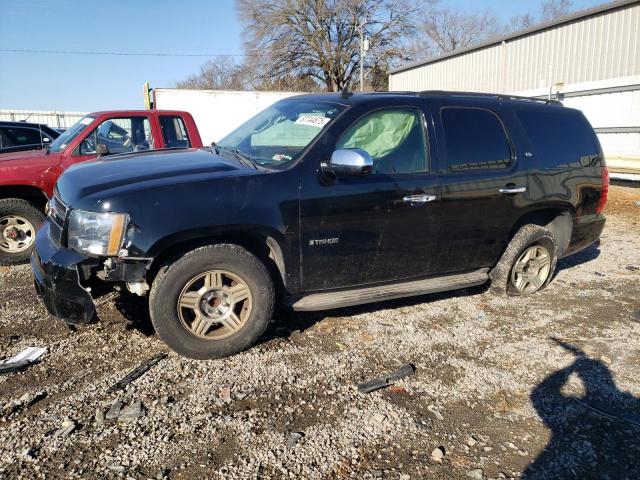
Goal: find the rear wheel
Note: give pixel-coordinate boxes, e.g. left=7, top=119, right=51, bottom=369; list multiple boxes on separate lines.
left=149, top=244, right=274, bottom=359
left=489, top=224, right=558, bottom=295
left=0, top=199, right=44, bottom=266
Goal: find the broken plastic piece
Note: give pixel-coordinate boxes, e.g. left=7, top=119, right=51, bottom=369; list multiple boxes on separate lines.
left=107, top=353, right=167, bottom=393
left=0, top=346, right=46, bottom=374
left=357, top=363, right=416, bottom=394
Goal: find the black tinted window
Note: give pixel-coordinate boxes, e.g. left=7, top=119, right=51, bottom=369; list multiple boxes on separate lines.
left=516, top=109, right=599, bottom=168
left=160, top=116, right=191, bottom=148
left=441, top=108, right=511, bottom=171
left=4, top=127, right=42, bottom=146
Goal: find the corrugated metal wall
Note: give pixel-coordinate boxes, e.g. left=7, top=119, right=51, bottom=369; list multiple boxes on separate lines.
left=389, top=2, right=640, bottom=93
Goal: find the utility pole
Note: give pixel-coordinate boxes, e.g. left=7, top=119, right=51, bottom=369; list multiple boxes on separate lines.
left=358, top=19, right=369, bottom=92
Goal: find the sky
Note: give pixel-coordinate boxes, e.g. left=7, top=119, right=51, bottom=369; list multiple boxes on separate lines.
left=0, top=0, right=606, bottom=112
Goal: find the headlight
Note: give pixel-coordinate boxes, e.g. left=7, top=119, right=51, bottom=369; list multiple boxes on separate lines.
left=67, top=210, right=129, bottom=256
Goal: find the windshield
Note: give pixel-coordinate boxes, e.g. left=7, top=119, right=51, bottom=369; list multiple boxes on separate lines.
left=216, top=99, right=345, bottom=169
left=48, top=116, right=96, bottom=153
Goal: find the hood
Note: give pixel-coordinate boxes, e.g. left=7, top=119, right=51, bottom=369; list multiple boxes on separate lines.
left=56, top=148, right=257, bottom=206
left=0, top=148, right=50, bottom=163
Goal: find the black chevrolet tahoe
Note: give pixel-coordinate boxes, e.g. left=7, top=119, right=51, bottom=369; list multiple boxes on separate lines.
left=31, top=92, right=608, bottom=359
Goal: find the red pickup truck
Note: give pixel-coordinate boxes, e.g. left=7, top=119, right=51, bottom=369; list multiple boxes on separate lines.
left=0, top=110, right=202, bottom=265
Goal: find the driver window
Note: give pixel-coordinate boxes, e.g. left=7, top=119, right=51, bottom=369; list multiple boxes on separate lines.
left=336, top=108, right=429, bottom=174
left=79, top=117, right=154, bottom=155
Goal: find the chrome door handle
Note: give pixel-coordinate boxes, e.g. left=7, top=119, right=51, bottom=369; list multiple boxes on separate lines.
left=499, top=186, right=527, bottom=194
left=403, top=194, right=436, bottom=204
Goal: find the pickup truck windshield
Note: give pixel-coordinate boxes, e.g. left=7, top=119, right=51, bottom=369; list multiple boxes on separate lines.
left=49, top=116, right=96, bottom=153
left=217, top=100, right=345, bottom=169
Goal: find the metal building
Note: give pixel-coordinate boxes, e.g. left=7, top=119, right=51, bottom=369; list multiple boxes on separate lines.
left=389, top=0, right=640, bottom=178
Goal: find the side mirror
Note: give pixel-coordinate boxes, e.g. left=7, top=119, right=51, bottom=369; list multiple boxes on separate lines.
left=325, top=148, right=373, bottom=177
left=96, top=143, right=110, bottom=156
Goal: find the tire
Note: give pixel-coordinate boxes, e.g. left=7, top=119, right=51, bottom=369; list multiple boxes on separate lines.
left=489, top=224, right=558, bottom=296
left=149, top=244, right=275, bottom=359
left=0, top=198, right=45, bottom=266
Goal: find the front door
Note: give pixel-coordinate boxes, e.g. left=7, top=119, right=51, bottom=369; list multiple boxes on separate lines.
left=300, top=103, right=442, bottom=292
left=61, top=115, right=155, bottom=171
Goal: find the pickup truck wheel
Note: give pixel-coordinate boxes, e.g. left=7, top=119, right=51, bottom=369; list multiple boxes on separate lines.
left=149, top=244, right=275, bottom=359
left=0, top=199, right=44, bottom=266
left=489, top=224, right=558, bottom=296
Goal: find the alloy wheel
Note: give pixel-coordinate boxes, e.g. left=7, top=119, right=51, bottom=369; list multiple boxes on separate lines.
left=177, top=269, right=253, bottom=340
left=510, top=244, right=551, bottom=294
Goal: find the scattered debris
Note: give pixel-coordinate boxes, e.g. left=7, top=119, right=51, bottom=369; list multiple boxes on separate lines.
left=95, top=408, right=105, bottom=426
left=467, top=468, right=484, bottom=480
left=466, top=435, right=477, bottom=447
left=433, top=323, right=455, bottom=337
left=573, top=397, right=640, bottom=427
left=0, top=346, right=46, bottom=374
left=106, top=353, right=167, bottom=393
left=635, top=200, right=640, bottom=206
left=626, top=265, right=639, bottom=272
left=287, top=432, right=304, bottom=448
left=219, top=386, right=232, bottom=403
left=427, top=405, right=444, bottom=420
left=357, top=363, right=416, bottom=394
left=119, top=400, right=145, bottom=420
left=105, top=399, right=123, bottom=420
left=431, top=446, right=445, bottom=463
left=53, top=419, right=76, bottom=438
left=388, top=385, right=407, bottom=393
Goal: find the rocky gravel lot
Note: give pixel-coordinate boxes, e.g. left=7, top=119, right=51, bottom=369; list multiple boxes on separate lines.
left=1, top=185, right=639, bottom=480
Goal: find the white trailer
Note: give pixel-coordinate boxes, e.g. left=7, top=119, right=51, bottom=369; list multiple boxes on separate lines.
left=152, top=89, right=302, bottom=146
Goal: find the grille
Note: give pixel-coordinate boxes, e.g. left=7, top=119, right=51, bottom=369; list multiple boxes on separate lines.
left=48, top=193, right=68, bottom=228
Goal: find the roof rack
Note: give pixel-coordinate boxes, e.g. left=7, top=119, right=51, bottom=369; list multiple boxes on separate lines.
left=419, top=90, right=563, bottom=106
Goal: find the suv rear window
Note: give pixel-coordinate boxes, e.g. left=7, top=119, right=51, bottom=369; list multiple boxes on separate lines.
left=441, top=107, right=511, bottom=172
left=3, top=127, right=42, bottom=147
left=160, top=116, right=191, bottom=148
left=516, top=109, right=599, bottom=168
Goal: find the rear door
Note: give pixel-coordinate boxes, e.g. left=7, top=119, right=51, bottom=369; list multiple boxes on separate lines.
left=159, top=115, right=192, bottom=148
left=431, top=101, right=528, bottom=273
left=299, top=99, right=443, bottom=291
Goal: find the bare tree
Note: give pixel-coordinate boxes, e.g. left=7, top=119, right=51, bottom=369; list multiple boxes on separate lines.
left=509, top=13, right=536, bottom=31
left=540, top=0, right=573, bottom=21
left=414, top=2, right=505, bottom=58
left=236, top=0, right=416, bottom=92
left=176, top=56, right=247, bottom=90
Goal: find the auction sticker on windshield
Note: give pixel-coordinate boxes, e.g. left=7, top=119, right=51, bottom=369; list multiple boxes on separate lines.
left=295, top=115, right=330, bottom=128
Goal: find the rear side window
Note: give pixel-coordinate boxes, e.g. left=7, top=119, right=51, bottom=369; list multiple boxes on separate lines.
left=0, top=129, right=14, bottom=148
left=160, top=116, right=191, bottom=148
left=516, top=109, right=599, bottom=168
left=4, top=127, right=42, bottom=147
left=441, top=107, right=511, bottom=171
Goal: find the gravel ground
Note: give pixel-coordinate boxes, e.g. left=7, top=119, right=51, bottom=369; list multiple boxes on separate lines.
left=1, top=185, right=639, bottom=480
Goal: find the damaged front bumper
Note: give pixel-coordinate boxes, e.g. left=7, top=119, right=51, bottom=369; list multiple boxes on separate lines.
left=31, top=221, right=97, bottom=324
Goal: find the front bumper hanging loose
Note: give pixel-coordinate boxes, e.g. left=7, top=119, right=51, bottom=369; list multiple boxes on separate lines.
left=31, top=222, right=96, bottom=324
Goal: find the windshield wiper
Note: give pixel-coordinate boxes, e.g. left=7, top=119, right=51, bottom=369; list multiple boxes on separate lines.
left=218, top=146, right=257, bottom=170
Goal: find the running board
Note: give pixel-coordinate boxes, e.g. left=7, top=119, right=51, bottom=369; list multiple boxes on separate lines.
left=287, top=268, right=489, bottom=312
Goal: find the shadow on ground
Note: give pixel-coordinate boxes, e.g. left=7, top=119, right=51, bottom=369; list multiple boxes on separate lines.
left=523, top=338, right=640, bottom=479
left=556, top=242, right=601, bottom=272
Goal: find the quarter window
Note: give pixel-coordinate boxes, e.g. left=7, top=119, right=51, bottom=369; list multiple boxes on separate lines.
left=441, top=107, right=511, bottom=171
left=80, top=117, right=154, bottom=155
left=160, top=116, right=191, bottom=148
left=336, top=108, right=428, bottom=174
left=516, top=110, right=599, bottom=168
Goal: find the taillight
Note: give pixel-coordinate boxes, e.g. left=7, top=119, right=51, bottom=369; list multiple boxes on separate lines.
left=596, top=167, right=609, bottom=214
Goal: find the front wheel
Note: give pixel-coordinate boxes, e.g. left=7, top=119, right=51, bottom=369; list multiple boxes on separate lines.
left=0, top=198, right=45, bottom=266
left=149, top=244, right=275, bottom=359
